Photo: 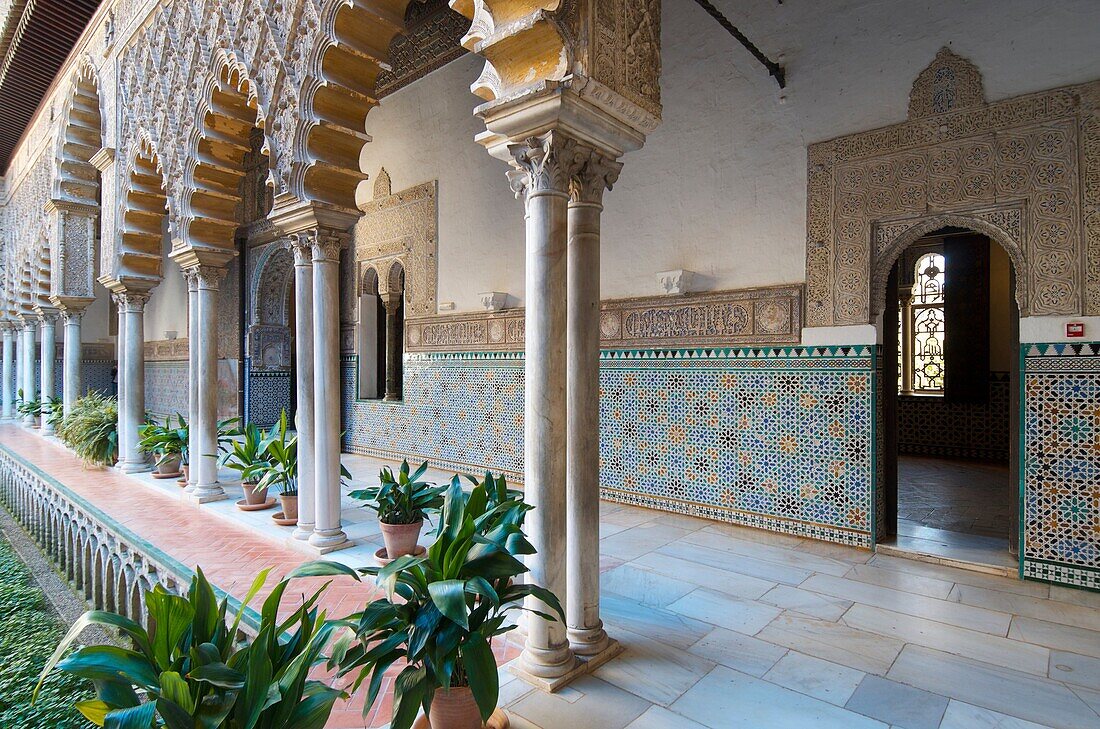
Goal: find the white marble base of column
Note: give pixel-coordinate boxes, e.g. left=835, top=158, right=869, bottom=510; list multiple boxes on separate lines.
left=119, top=459, right=153, bottom=474
left=509, top=638, right=621, bottom=694
left=186, top=487, right=229, bottom=504
left=567, top=623, right=611, bottom=656
left=307, top=528, right=352, bottom=553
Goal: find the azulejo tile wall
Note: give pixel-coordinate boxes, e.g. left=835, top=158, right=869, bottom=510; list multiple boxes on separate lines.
left=343, top=346, right=877, bottom=548
left=1022, top=342, right=1100, bottom=590
left=245, top=365, right=292, bottom=427
left=898, top=372, right=1011, bottom=462
left=144, top=361, right=189, bottom=419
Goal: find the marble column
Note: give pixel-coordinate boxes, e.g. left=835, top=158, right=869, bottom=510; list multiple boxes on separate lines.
left=308, top=231, right=348, bottom=550
left=21, top=319, right=38, bottom=426
left=118, top=292, right=150, bottom=473
left=565, top=150, right=620, bottom=656
left=290, top=237, right=316, bottom=541
left=114, top=296, right=128, bottom=466
left=382, top=293, right=402, bottom=401
left=189, top=266, right=227, bottom=501
left=14, top=325, right=23, bottom=415
left=61, top=308, right=86, bottom=416
left=1, top=326, right=14, bottom=419
left=38, top=311, right=58, bottom=435
left=185, top=271, right=200, bottom=490
left=509, top=132, right=576, bottom=678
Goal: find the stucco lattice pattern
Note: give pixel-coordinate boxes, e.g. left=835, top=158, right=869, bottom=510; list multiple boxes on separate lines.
left=343, top=347, right=876, bottom=547
left=1022, top=343, right=1100, bottom=589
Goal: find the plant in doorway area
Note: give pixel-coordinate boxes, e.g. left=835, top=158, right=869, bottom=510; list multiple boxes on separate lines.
left=16, top=389, right=43, bottom=426
left=250, top=410, right=300, bottom=523
left=34, top=560, right=354, bottom=729
left=350, top=459, right=445, bottom=561
left=331, top=472, right=560, bottom=729
left=56, top=392, right=118, bottom=468
left=137, top=414, right=188, bottom=477
left=219, top=421, right=274, bottom=508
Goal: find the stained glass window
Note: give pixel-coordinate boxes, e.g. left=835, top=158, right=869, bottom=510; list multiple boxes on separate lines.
left=910, top=252, right=945, bottom=393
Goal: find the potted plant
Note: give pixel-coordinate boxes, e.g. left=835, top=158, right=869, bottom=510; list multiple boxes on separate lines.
left=55, top=392, right=118, bottom=467
left=331, top=473, right=562, bottom=729
left=219, top=421, right=274, bottom=508
left=350, top=459, right=445, bottom=561
left=137, top=414, right=187, bottom=477
left=251, top=410, right=299, bottom=523
left=43, top=395, right=64, bottom=432
left=16, top=389, right=43, bottom=427
left=35, top=560, right=355, bottom=728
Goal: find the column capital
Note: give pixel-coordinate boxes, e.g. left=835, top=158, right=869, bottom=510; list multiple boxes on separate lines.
left=59, top=307, right=86, bottom=324
left=50, top=295, right=96, bottom=315
left=507, top=131, right=586, bottom=199
left=380, top=291, right=403, bottom=312
left=290, top=228, right=348, bottom=264
left=34, top=307, right=61, bottom=325
left=569, top=147, right=623, bottom=206
left=183, top=265, right=228, bottom=291
left=115, top=291, right=150, bottom=313
left=287, top=234, right=316, bottom=266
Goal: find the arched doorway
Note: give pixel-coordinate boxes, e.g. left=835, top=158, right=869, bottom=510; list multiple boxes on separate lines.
left=879, top=225, right=1021, bottom=570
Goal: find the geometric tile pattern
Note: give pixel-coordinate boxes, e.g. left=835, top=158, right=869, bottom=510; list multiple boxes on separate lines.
left=897, top=372, right=1010, bottom=462
left=1022, top=342, right=1100, bottom=590
left=245, top=367, right=292, bottom=427
left=343, top=346, right=877, bottom=547
left=144, top=361, right=189, bottom=419
left=82, top=359, right=116, bottom=397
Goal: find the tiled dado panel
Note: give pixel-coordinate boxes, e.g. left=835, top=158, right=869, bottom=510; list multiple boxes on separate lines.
left=1022, top=343, right=1100, bottom=591
left=343, top=347, right=877, bottom=547
left=145, top=361, right=189, bottom=419
left=245, top=366, right=292, bottom=427
left=898, top=372, right=1011, bottom=462
left=10, top=358, right=115, bottom=400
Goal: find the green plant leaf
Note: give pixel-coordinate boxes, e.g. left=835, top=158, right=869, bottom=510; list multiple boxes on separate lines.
left=391, top=665, right=427, bottom=729
left=157, top=670, right=195, bottom=714
left=286, top=560, right=362, bottom=581
left=75, top=699, right=111, bottom=726
left=188, top=662, right=246, bottom=689
left=145, top=590, right=195, bottom=669
left=155, top=697, right=196, bottom=729
left=282, top=686, right=344, bottom=729
left=103, top=702, right=158, bottom=728
left=35, top=610, right=153, bottom=701
left=58, top=645, right=160, bottom=690
left=428, top=579, right=469, bottom=630
left=461, top=632, right=499, bottom=722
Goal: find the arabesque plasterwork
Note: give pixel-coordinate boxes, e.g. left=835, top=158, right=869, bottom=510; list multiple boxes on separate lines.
left=806, top=48, right=1100, bottom=326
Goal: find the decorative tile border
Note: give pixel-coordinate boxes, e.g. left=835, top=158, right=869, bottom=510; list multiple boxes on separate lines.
left=405, top=285, right=804, bottom=352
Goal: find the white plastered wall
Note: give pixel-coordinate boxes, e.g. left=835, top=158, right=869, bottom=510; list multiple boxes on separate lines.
left=357, top=0, right=1100, bottom=316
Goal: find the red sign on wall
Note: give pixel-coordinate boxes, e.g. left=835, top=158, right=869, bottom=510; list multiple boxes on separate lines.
left=1066, top=322, right=1085, bottom=338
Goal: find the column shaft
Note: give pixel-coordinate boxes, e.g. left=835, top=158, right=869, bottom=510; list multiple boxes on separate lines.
left=191, top=269, right=226, bottom=499
left=1, top=328, right=13, bottom=418
left=115, top=299, right=127, bottom=463
left=291, top=241, right=316, bottom=540
left=40, top=314, right=57, bottom=435
left=518, top=176, right=574, bottom=678
left=14, top=330, right=22, bottom=416
left=309, top=235, right=348, bottom=550
left=62, top=312, right=83, bottom=416
left=22, top=322, right=37, bottom=426
left=566, top=199, right=609, bottom=655
left=119, top=295, right=149, bottom=472
left=383, top=300, right=401, bottom=401
left=186, top=273, right=200, bottom=488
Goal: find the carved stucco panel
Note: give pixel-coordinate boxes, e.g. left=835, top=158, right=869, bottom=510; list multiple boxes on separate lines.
left=806, top=48, right=1098, bottom=324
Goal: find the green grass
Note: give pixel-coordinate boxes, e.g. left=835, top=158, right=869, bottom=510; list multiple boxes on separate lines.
left=0, top=529, right=93, bottom=728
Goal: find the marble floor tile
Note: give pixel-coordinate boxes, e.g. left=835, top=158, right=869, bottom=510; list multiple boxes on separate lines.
left=594, top=626, right=715, bottom=706
left=686, top=626, right=788, bottom=677
left=801, top=573, right=1012, bottom=635
left=623, top=706, right=709, bottom=729
left=887, top=645, right=1099, bottom=729
left=844, top=563, right=956, bottom=600
left=669, top=665, right=889, bottom=729
left=683, top=529, right=854, bottom=577
left=842, top=603, right=1050, bottom=676
left=601, top=522, right=693, bottom=561
left=658, top=539, right=814, bottom=586
left=951, top=583, right=1100, bottom=632
left=867, top=553, right=1050, bottom=598
left=632, top=550, right=776, bottom=600
left=1049, top=585, right=1100, bottom=610
left=666, top=588, right=782, bottom=635
left=760, top=584, right=853, bottom=621
left=756, top=612, right=904, bottom=675
left=1009, top=616, right=1100, bottom=659
left=601, top=563, right=698, bottom=608
left=1069, top=685, right=1100, bottom=715
left=601, top=593, right=712, bottom=650
left=508, top=676, right=651, bottom=729
left=844, top=674, right=949, bottom=729
left=762, top=651, right=865, bottom=705
left=1048, top=650, right=1100, bottom=691
left=937, top=701, right=1049, bottom=729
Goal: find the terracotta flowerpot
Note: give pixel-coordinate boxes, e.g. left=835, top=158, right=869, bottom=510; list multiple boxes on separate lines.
left=380, top=518, right=423, bottom=560
left=428, top=686, right=483, bottom=729
left=280, top=493, right=299, bottom=521
left=242, top=481, right=268, bottom=505
left=158, top=454, right=182, bottom=475
left=178, top=464, right=190, bottom=485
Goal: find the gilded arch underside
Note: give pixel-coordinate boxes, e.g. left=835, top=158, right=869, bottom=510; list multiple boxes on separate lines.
left=806, top=51, right=1100, bottom=326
